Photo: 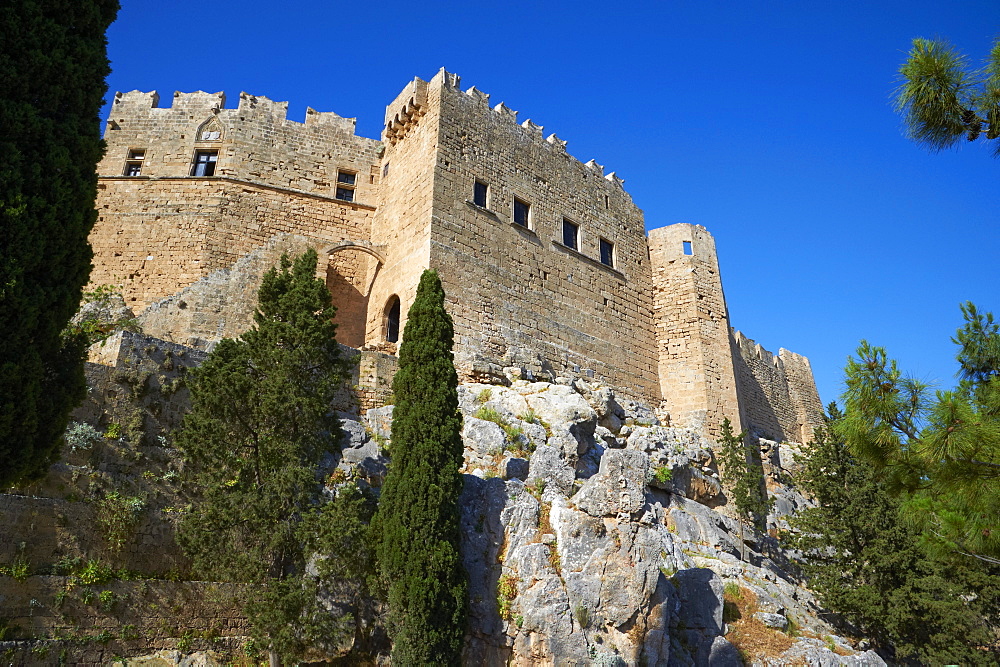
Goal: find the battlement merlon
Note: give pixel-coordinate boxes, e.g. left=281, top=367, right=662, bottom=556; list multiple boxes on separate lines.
left=416, top=68, right=630, bottom=193
left=108, top=90, right=360, bottom=135
left=383, top=77, right=429, bottom=141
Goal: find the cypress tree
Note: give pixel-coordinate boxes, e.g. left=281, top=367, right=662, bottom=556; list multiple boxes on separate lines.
left=372, top=269, right=467, bottom=665
left=0, top=0, right=119, bottom=486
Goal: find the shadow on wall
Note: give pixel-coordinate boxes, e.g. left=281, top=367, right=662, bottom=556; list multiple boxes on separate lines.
left=731, top=343, right=786, bottom=442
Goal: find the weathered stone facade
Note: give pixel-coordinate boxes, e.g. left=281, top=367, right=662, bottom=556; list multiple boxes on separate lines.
left=90, top=69, right=822, bottom=442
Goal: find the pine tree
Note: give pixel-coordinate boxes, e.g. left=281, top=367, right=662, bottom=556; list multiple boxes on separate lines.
left=717, top=417, right=772, bottom=556
left=894, top=37, right=1000, bottom=156
left=839, top=302, right=1000, bottom=563
left=0, top=0, right=119, bottom=487
left=176, top=250, right=371, bottom=664
left=372, top=269, right=467, bottom=665
left=790, top=406, right=1000, bottom=664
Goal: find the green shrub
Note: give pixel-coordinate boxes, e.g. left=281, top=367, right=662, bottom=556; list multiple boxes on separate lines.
left=96, top=492, right=146, bottom=552
left=497, top=574, right=518, bottom=620
left=474, top=405, right=506, bottom=425
left=64, top=422, right=102, bottom=452
left=476, top=387, right=492, bottom=404
left=652, top=465, right=673, bottom=484
left=574, top=604, right=590, bottom=629
left=98, top=589, right=117, bottom=612
left=104, top=423, right=123, bottom=440
left=75, top=560, right=113, bottom=586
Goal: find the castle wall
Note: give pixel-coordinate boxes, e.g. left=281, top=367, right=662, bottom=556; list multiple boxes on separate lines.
left=101, top=90, right=381, bottom=197
left=363, top=76, right=439, bottom=349
left=92, top=90, right=381, bottom=310
left=649, top=224, right=742, bottom=436
left=422, top=71, right=660, bottom=401
left=88, top=73, right=825, bottom=441
left=90, top=179, right=375, bottom=310
left=732, top=331, right=824, bottom=443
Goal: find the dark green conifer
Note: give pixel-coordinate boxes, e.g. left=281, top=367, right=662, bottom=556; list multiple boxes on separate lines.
left=717, top=417, right=772, bottom=536
left=372, top=269, right=467, bottom=665
left=176, top=250, right=370, bottom=663
left=790, top=406, right=1000, bottom=664
left=0, top=0, right=119, bottom=486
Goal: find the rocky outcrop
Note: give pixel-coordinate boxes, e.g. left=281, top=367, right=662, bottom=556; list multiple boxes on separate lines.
left=371, top=378, right=885, bottom=666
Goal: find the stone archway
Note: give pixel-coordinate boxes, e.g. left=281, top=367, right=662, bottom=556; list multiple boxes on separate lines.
left=325, top=241, right=386, bottom=348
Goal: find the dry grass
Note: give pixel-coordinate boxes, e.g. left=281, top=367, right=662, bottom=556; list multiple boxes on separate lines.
left=723, top=585, right=795, bottom=661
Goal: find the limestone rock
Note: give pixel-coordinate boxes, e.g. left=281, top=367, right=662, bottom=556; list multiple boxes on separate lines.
left=572, top=449, right=648, bottom=517
left=463, top=416, right=507, bottom=457
left=71, top=292, right=135, bottom=329
left=500, top=455, right=529, bottom=481
left=754, top=611, right=788, bottom=630
left=526, top=444, right=575, bottom=494
left=365, top=405, right=393, bottom=441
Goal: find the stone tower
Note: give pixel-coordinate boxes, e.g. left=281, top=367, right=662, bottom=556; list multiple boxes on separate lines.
left=648, top=224, right=743, bottom=436
left=376, top=70, right=660, bottom=400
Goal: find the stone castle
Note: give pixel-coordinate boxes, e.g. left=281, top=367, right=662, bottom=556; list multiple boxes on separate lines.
left=90, top=68, right=822, bottom=443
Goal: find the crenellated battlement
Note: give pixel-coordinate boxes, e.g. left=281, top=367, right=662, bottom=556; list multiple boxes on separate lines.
left=732, top=330, right=783, bottom=369
left=385, top=69, right=626, bottom=190
left=448, top=70, right=628, bottom=190
left=110, top=89, right=359, bottom=134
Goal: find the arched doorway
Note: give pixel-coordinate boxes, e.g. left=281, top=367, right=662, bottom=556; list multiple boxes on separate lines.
left=325, top=242, right=385, bottom=348
left=384, top=295, right=401, bottom=344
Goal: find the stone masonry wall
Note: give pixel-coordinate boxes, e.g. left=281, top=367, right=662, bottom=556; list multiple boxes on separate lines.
left=425, top=70, right=660, bottom=401
left=649, top=224, right=742, bottom=436
left=0, top=577, right=248, bottom=665
left=90, top=178, right=375, bottom=311
left=732, top=331, right=824, bottom=443
left=136, top=234, right=332, bottom=348
left=363, top=76, right=437, bottom=347
left=92, top=88, right=381, bottom=311
left=100, top=90, right=381, bottom=197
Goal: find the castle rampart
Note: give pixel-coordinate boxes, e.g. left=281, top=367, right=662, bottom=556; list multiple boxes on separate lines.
left=89, top=70, right=824, bottom=441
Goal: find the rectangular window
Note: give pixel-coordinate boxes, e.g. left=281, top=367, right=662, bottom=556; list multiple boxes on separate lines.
left=683, top=240, right=693, bottom=255
left=599, top=238, right=615, bottom=267
left=382, top=162, right=390, bottom=177
left=123, top=148, right=145, bottom=176
left=473, top=180, right=489, bottom=208
left=562, top=218, right=579, bottom=250
left=336, top=170, right=356, bottom=202
left=513, top=197, right=530, bottom=227
left=191, top=150, right=218, bottom=176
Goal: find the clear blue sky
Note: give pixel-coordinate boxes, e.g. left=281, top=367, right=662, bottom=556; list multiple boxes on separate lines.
left=103, top=1, right=999, bottom=406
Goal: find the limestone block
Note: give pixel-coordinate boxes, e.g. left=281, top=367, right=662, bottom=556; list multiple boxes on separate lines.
left=572, top=449, right=648, bottom=518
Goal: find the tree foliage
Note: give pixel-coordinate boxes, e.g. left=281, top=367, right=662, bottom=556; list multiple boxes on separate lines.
left=0, top=0, right=119, bottom=487
left=839, top=302, right=1000, bottom=564
left=717, top=417, right=771, bottom=533
left=371, top=270, right=467, bottom=665
left=790, top=406, right=1000, bottom=664
left=894, top=37, right=1000, bottom=156
left=176, top=250, right=372, bottom=663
